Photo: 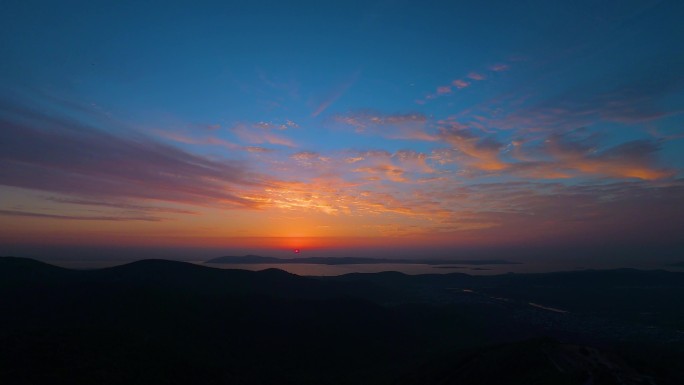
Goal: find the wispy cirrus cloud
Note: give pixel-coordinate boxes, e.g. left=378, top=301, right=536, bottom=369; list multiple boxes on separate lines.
left=343, top=177, right=684, bottom=245
left=435, top=179, right=684, bottom=245
left=478, top=58, right=684, bottom=134
left=520, top=133, right=675, bottom=180
left=332, top=111, right=438, bottom=141
left=231, top=122, right=297, bottom=147
left=452, top=79, right=470, bottom=89
left=154, top=128, right=290, bottom=154
left=311, top=71, right=361, bottom=117
left=45, top=197, right=198, bottom=215
left=489, top=63, right=509, bottom=72
left=352, top=165, right=408, bottom=183
left=254, top=120, right=299, bottom=130
left=330, top=107, right=675, bottom=181
left=419, top=61, right=511, bottom=102
left=154, top=130, right=240, bottom=149
left=341, top=149, right=437, bottom=183
left=290, top=151, right=332, bottom=167
left=0, top=100, right=267, bottom=210
left=4, top=93, right=677, bottom=247
left=291, top=151, right=325, bottom=161
left=237, top=160, right=684, bottom=243
left=394, top=150, right=436, bottom=174
left=245, top=179, right=427, bottom=218
left=437, top=123, right=674, bottom=180
left=437, top=123, right=508, bottom=172
left=437, top=86, right=452, bottom=94
left=467, top=72, right=486, bottom=80
left=244, top=146, right=276, bottom=153
left=0, top=209, right=164, bottom=222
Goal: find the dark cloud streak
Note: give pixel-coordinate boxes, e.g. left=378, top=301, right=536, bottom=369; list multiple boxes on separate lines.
left=0, top=100, right=264, bottom=209
left=45, top=197, right=198, bottom=215
left=0, top=209, right=163, bottom=222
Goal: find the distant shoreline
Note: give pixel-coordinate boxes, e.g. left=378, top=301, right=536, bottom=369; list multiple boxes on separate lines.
left=205, top=255, right=522, bottom=266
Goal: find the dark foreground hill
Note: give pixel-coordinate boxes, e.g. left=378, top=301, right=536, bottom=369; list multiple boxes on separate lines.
left=1, top=257, right=683, bottom=385
left=395, top=337, right=656, bottom=385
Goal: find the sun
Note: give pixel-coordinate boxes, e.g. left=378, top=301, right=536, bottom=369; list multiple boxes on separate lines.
left=293, top=248, right=301, bottom=254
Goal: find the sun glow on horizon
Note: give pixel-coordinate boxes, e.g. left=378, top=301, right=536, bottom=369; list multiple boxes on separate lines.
left=1, top=1, right=683, bottom=261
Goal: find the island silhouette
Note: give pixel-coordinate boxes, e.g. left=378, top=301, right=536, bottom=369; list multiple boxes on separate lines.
left=206, top=254, right=521, bottom=266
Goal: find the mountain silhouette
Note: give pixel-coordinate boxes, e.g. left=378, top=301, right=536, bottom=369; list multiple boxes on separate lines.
left=395, top=337, right=654, bottom=385
left=1, top=257, right=683, bottom=385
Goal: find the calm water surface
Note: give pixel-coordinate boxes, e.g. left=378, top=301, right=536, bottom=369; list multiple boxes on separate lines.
left=47, top=259, right=683, bottom=276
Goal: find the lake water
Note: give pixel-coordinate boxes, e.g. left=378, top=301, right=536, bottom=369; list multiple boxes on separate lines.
left=196, top=261, right=607, bottom=275
left=198, top=262, right=508, bottom=276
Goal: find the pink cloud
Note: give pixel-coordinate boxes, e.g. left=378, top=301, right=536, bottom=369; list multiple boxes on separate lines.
left=345, top=156, right=364, bottom=163
left=333, top=112, right=438, bottom=141
left=538, top=135, right=674, bottom=180
left=394, top=150, right=435, bottom=173
left=468, top=72, right=486, bottom=80
left=254, top=119, right=299, bottom=130
left=0, top=104, right=265, bottom=210
left=232, top=124, right=296, bottom=147
left=452, top=79, right=470, bottom=89
left=312, top=71, right=361, bottom=117
left=244, top=146, right=274, bottom=153
left=438, top=125, right=508, bottom=172
left=0, top=209, right=165, bottom=222
left=489, top=63, right=509, bottom=72
left=291, top=151, right=322, bottom=161
left=352, top=165, right=407, bottom=183
left=153, top=130, right=239, bottom=149
left=437, top=86, right=452, bottom=94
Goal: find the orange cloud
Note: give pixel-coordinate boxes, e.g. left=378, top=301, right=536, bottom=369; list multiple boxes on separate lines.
left=541, top=136, right=674, bottom=180
left=439, top=125, right=508, bottom=172
left=353, top=165, right=407, bottom=183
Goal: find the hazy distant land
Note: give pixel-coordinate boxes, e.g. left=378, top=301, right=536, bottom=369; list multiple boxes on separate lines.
left=205, top=255, right=522, bottom=266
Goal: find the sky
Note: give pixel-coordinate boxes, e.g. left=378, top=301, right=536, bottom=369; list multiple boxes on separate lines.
left=1, top=0, right=683, bottom=265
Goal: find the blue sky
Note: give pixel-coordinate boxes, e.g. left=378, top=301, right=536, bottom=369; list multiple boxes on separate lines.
left=1, top=0, right=683, bottom=263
